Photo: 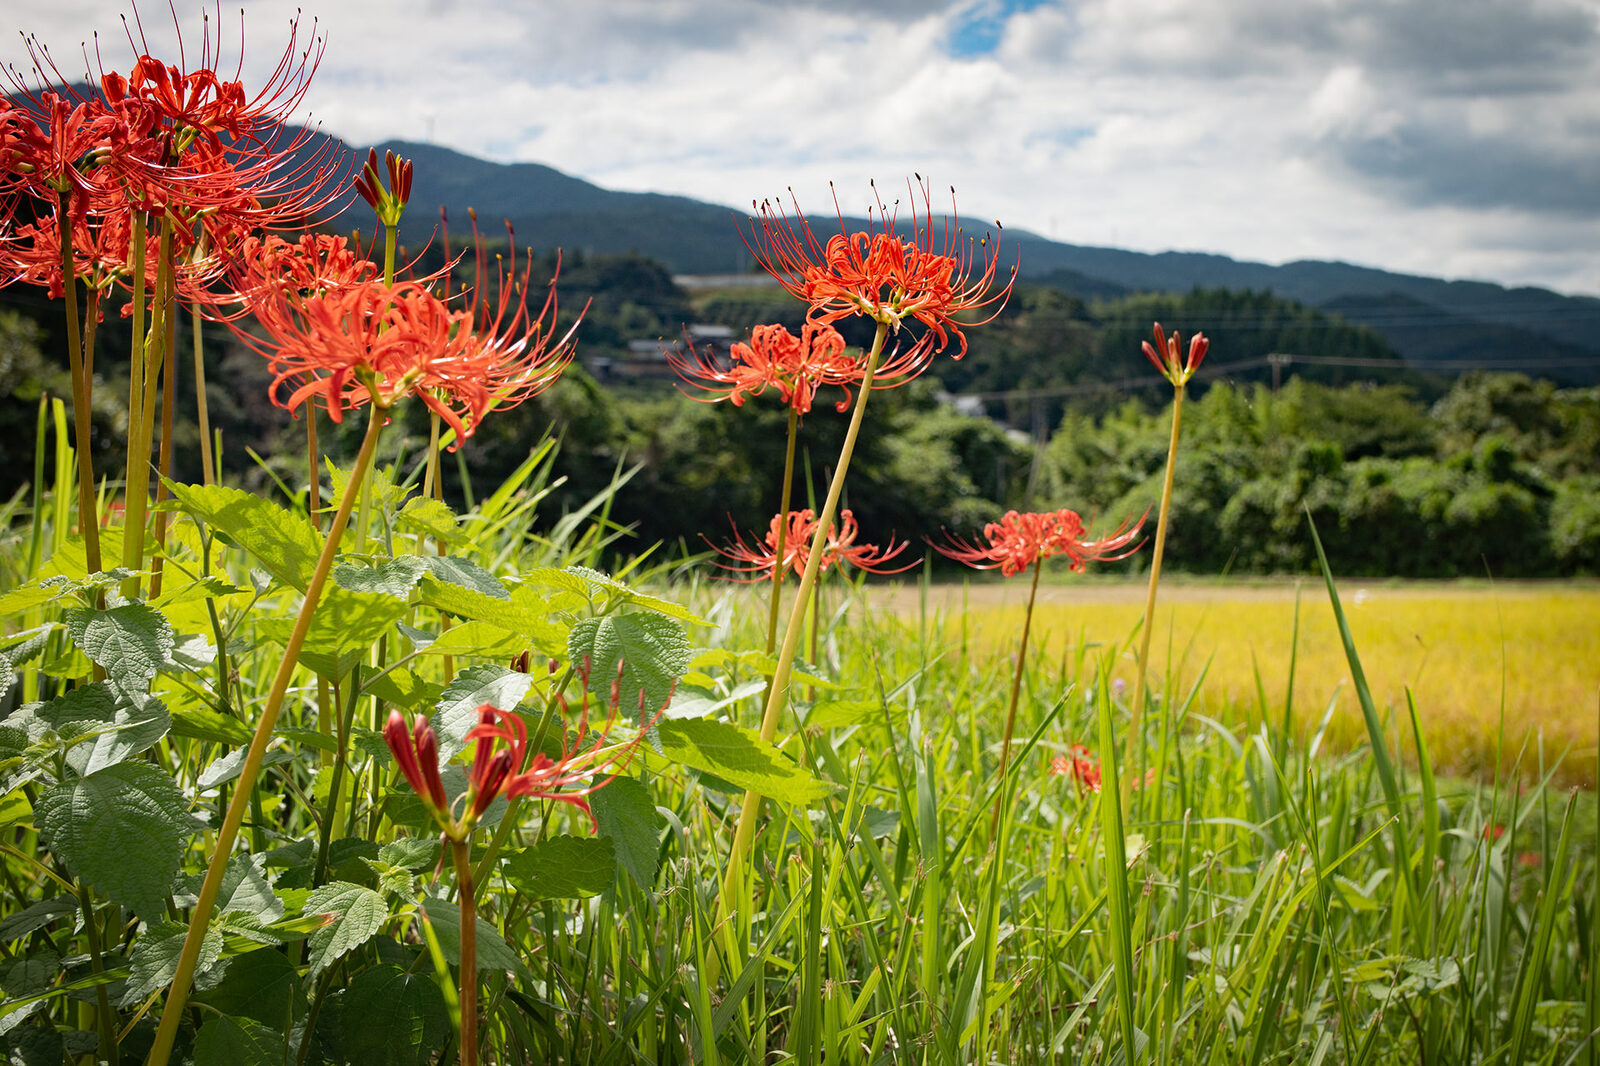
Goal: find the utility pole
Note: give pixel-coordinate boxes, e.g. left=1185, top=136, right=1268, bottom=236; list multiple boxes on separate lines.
left=1268, top=352, right=1292, bottom=391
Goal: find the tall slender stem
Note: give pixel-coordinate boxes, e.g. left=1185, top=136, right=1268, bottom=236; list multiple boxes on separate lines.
left=149, top=287, right=178, bottom=599
left=192, top=306, right=214, bottom=487
left=305, top=411, right=321, bottom=528
left=147, top=409, right=388, bottom=1066
left=764, top=405, right=801, bottom=656
left=122, top=219, right=174, bottom=598
left=991, top=556, right=1042, bottom=834
left=1129, top=385, right=1185, bottom=810
left=56, top=193, right=101, bottom=573
left=450, top=839, right=479, bottom=1066
left=717, top=321, right=887, bottom=961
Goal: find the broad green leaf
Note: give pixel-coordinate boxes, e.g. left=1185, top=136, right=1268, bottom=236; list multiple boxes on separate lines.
left=0, top=897, right=75, bottom=942
left=417, top=893, right=530, bottom=978
left=0, top=582, right=64, bottom=618
left=121, top=919, right=223, bottom=1007
left=502, top=835, right=617, bottom=901
left=423, top=555, right=507, bottom=599
left=304, top=881, right=388, bottom=980
left=654, top=718, right=829, bottom=807
left=34, top=762, right=194, bottom=919
left=0, top=950, right=57, bottom=1031
left=260, top=587, right=405, bottom=680
left=150, top=575, right=249, bottom=609
left=419, top=575, right=565, bottom=654
left=214, top=854, right=284, bottom=922
left=193, top=946, right=304, bottom=1030
left=590, top=777, right=664, bottom=889
left=37, top=681, right=170, bottom=775
left=339, top=964, right=449, bottom=1066
left=327, top=458, right=409, bottom=517
left=0, top=789, right=30, bottom=829
left=169, top=708, right=253, bottom=746
left=333, top=555, right=428, bottom=598
left=568, top=613, right=690, bottom=718
left=379, top=837, right=441, bottom=871
left=397, top=496, right=459, bottom=540
left=197, top=748, right=296, bottom=791
left=413, top=620, right=525, bottom=660
left=164, top=481, right=322, bottom=591
left=431, top=665, right=534, bottom=761
left=535, top=565, right=710, bottom=625
left=191, top=1016, right=284, bottom=1066
left=61, top=604, right=174, bottom=685
left=363, top=668, right=440, bottom=712
left=803, top=698, right=889, bottom=730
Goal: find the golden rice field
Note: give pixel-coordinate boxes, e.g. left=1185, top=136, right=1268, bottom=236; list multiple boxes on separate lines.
left=870, top=579, right=1600, bottom=788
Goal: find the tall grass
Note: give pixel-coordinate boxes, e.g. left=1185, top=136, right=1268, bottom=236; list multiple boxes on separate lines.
left=1, top=431, right=1594, bottom=1064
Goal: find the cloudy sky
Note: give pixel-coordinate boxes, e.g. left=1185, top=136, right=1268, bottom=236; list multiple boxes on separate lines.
left=9, top=0, right=1600, bottom=296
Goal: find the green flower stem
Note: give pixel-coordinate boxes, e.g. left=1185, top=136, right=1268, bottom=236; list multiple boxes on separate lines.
left=765, top=404, right=801, bottom=656
left=1129, top=384, right=1185, bottom=812
left=990, top=555, right=1042, bottom=835
left=450, top=838, right=479, bottom=1066
left=146, top=408, right=387, bottom=1066
left=56, top=190, right=101, bottom=574
left=192, top=306, right=214, bottom=487
left=121, top=219, right=175, bottom=600
left=715, top=320, right=888, bottom=973
left=149, top=288, right=178, bottom=599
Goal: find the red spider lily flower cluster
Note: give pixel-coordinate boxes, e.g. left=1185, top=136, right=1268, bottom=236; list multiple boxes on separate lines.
left=1049, top=745, right=1102, bottom=792
left=237, top=239, right=580, bottom=445
left=711, top=507, right=916, bottom=582
left=353, top=147, right=413, bottom=228
left=669, top=321, right=852, bottom=415
left=383, top=661, right=662, bottom=837
left=1049, top=745, right=1154, bottom=793
left=0, top=7, right=342, bottom=301
left=1143, top=321, right=1210, bottom=388
left=744, top=177, right=1015, bottom=365
left=933, top=508, right=1145, bottom=578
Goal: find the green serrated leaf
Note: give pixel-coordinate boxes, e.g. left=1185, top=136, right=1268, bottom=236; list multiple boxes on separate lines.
left=150, top=575, right=249, bottom=609
left=34, top=762, right=194, bottom=919
left=568, top=613, right=690, bottom=718
left=193, top=946, right=304, bottom=1032
left=61, top=604, right=174, bottom=685
left=654, top=718, right=830, bottom=807
left=333, top=555, right=429, bottom=598
left=164, top=481, right=323, bottom=591
left=417, top=893, right=530, bottom=978
left=121, top=919, right=224, bottom=1007
left=0, top=582, right=63, bottom=618
left=419, top=575, right=565, bottom=654
left=0, top=653, right=12, bottom=704
left=260, top=587, right=405, bottom=680
left=169, top=708, right=253, bottom=746
left=431, top=665, right=534, bottom=762
left=590, top=777, right=664, bottom=889
left=303, top=881, right=388, bottom=980
left=198, top=748, right=296, bottom=791
left=363, top=668, right=440, bottom=712
left=37, top=681, right=171, bottom=776
left=502, top=835, right=617, bottom=901
left=0, top=897, right=76, bottom=942
left=423, top=555, right=507, bottom=599
left=379, top=838, right=441, bottom=871
left=803, top=698, right=889, bottom=730
left=215, top=854, right=284, bottom=922
left=191, top=1015, right=284, bottom=1066
left=397, top=496, right=459, bottom=541
left=0, top=950, right=57, bottom=1031
left=328, top=458, right=410, bottom=517
left=340, top=963, right=449, bottom=1066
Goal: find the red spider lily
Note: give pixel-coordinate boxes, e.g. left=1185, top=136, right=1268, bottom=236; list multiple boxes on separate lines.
left=933, top=508, right=1145, bottom=578
left=744, top=177, right=1015, bottom=363
left=1049, top=745, right=1102, bottom=792
left=238, top=243, right=580, bottom=446
left=1142, top=321, right=1209, bottom=388
left=668, top=321, right=853, bottom=414
left=383, top=710, right=451, bottom=818
left=353, top=147, right=414, bottom=228
left=711, top=507, right=915, bottom=581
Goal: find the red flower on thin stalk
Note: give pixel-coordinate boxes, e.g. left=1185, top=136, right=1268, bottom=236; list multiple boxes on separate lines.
left=668, top=321, right=854, bottom=415
left=744, top=177, right=1015, bottom=364
left=1143, top=321, right=1209, bottom=388
left=933, top=508, right=1145, bottom=578
left=710, top=507, right=914, bottom=582
left=237, top=237, right=581, bottom=445
left=1049, top=745, right=1154, bottom=793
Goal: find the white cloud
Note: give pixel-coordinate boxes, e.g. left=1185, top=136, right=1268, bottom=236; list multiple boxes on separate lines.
left=4, top=0, right=1598, bottom=295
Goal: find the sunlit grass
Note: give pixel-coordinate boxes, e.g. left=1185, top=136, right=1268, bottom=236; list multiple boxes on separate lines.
left=888, top=579, right=1600, bottom=786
